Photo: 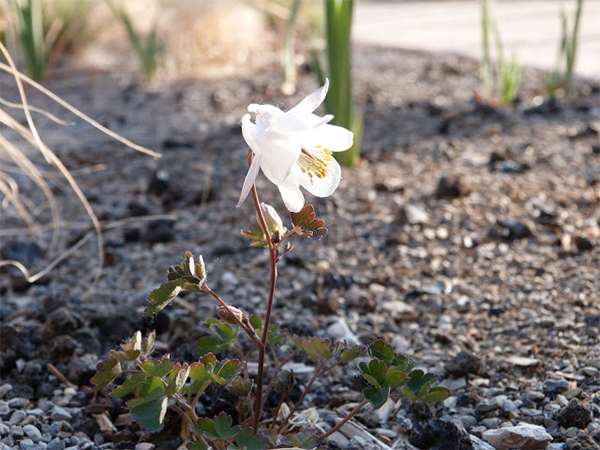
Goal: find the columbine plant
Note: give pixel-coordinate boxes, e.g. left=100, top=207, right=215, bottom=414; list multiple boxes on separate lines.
left=92, top=81, right=449, bottom=449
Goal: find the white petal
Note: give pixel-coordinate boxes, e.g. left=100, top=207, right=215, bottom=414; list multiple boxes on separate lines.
left=301, top=124, right=353, bottom=152
left=254, top=104, right=283, bottom=131
left=288, top=79, right=329, bottom=115
left=297, top=159, right=342, bottom=197
left=237, top=154, right=261, bottom=207
left=277, top=181, right=305, bottom=213
left=242, top=114, right=260, bottom=154
left=277, top=112, right=332, bottom=133
left=256, top=134, right=301, bottom=183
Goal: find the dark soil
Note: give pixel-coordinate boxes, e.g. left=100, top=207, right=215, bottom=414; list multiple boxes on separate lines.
left=1, top=45, right=599, bottom=450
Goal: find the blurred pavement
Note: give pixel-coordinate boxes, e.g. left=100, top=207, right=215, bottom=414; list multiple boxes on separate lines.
left=353, top=0, right=600, bottom=80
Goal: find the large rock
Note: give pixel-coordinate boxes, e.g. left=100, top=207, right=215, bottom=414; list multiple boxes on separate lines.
left=482, top=423, right=553, bottom=450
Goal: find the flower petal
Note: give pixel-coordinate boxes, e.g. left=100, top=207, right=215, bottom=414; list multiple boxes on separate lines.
left=253, top=105, right=283, bottom=131
left=256, top=135, right=301, bottom=183
left=296, top=158, right=342, bottom=198
left=242, top=114, right=260, bottom=153
left=237, top=153, right=262, bottom=207
left=277, top=112, right=333, bottom=133
left=288, top=79, right=329, bottom=115
left=276, top=181, right=305, bottom=213
left=301, top=123, right=353, bottom=152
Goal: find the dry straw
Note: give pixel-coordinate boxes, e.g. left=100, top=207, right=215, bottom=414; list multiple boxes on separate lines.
left=0, top=41, right=160, bottom=289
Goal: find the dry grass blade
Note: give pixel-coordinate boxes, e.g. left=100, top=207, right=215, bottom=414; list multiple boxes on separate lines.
left=0, top=96, right=74, bottom=126
left=0, top=40, right=161, bottom=290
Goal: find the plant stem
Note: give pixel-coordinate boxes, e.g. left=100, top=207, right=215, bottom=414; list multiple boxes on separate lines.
left=203, top=284, right=263, bottom=350
left=277, top=359, right=325, bottom=432
left=249, top=149, right=279, bottom=433
left=189, top=381, right=211, bottom=412
left=318, top=398, right=370, bottom=441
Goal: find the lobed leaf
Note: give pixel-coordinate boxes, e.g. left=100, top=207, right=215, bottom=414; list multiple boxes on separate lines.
left=341, top=344, right=367, bottom=362
left=134, top=376, right=166, bottom=398
left=127, top=395, right=169, bottom=432
left=109, top=349, right=141, bottom=362
left=146, top=280, right=183, bottom=316
left=282, top=431, right=320, bottom=449
left=360, top=359, right=387, bottom=387
left=418, top=386, right=452, bottom=402
left=290, top=205, right=328, bottom=239
left=91, top=359, right=122, bottom=392
left=368, top=340, right=394, bottom=366
left=146, top=252, right=207, bottom=316
left=165, top=363, right=190, bottom=396
left=196, top=412, right=241, bottom=441
left=383, top=367, right=409, bottom=390
left=196, top=320, right=240, bottom=357
left=363, top=386, right=391, bottom=410
left=141, top=356, right=174, bottom=378
left=141, top=330, right=156, bottom=354
left=404, top=370, right=438, bottom=399
left=226, top=378, right=252, bottom=398
left=215, top=359, right=244, bottom=385
left=231, top=429, right=270, bottom=450
left=111, top=373, right=146, bottom=398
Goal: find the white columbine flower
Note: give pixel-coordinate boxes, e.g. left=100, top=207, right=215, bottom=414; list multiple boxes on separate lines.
left=237, top=79, right=354, bottom=213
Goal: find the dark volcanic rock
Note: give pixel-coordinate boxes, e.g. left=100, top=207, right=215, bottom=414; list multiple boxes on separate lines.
left=557, top=399, right=593, bottom=429
left=409, top=418, right=473, bottom=450
left=445, top=351, right=483, bottom=377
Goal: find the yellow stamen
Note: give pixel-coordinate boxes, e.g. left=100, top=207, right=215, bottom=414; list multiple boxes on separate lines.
left=298, top=147, right=334, bottom=185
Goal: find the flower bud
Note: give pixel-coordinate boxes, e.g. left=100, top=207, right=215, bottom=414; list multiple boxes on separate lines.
left=216, top=305, right=245, bottom=324
left=258, top=203, right=287, bottom=237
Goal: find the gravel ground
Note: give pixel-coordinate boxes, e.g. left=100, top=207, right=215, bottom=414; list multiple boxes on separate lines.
left=1, top=46, right=599, bottom=450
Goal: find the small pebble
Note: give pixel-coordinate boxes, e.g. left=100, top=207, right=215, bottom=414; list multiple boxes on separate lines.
left=0, top=385, right=11, bottom=400
left=10, top=410, right=27, bottom=424
left=23, top=424, right=42, bottom=442
left=50, top=407, right=72, bottom=421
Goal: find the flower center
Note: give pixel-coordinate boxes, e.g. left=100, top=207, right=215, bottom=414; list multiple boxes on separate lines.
left=298, top=146, right=334, bottom=184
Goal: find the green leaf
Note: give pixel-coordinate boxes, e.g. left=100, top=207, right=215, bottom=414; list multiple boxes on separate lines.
left=111, top=374, right=146, bottom=398
left=241, top=223, right=268, bottom=247
left=141, top=330, right=156, bottom=354
left=231, top=429, right=270, bottom=450
left=91, top=359, right=122, bottom=391
left=363, top=386, right=390, bottom=409
left=196, top=320, right=240, bottom=357
left=165, top=363, right=190, bottom=396
left=227, top=378, right=252, bottom=398
left=134, top=376, right=166, bottom=398
left=391, top=353, right=416, bottom=373
left=141, top=357, right=174, bottom=378
left=368, top=340, right=394, bottom=366
left=146, top=280, right=183, bottom=316
left=404, top=370, right=437, bottom=399
left=196, top=412, right=241, bottom=441
left=127, top=376, right=168, bottom=431
left=146, top=252, right=207, bottom=316
left=418, top=386, right=452, bottom=402
left=282, top=431, right=320, bottom=449
left=293, top=336, right=334, bottom=361
left=189, top=442, right=209, bottom=450
left=109, top=349, right=142, bottom=362
left=215, top=359, right=243, bottom=385
left=341, top=344, right=367, bottom=362
left=383, top=367, right=409, bottom=390
left=127, top=395, right=169, bottom=432
left=249, top=315, right=262, bottom=332
left=360, top=359, right=387, bottom=386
